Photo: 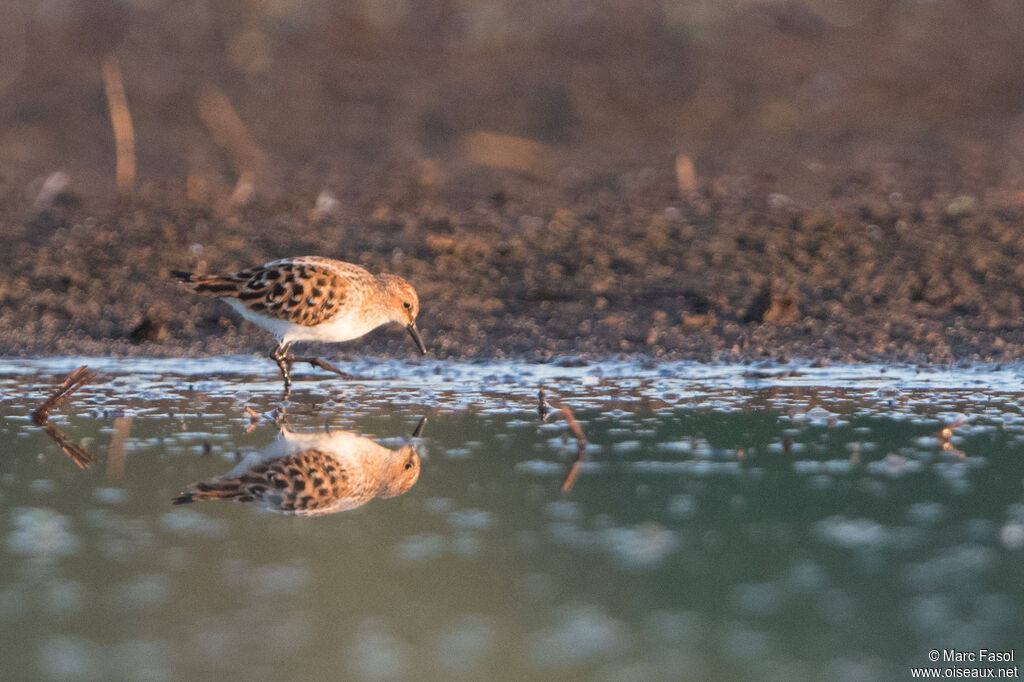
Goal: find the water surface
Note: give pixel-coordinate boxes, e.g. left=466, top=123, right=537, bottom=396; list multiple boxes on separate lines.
left=1, top=358, right=1022, bottom=680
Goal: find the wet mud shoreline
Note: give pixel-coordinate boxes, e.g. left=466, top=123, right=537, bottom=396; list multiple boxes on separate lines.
left=3, top=176, right=1024, bottom=367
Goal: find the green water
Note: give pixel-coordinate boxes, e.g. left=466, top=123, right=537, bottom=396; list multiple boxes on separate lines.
left=1, top=359, right=1022, bottom=680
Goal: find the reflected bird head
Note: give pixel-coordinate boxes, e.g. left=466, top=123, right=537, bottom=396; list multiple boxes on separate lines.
left=380, top=445, right=421, bottom=498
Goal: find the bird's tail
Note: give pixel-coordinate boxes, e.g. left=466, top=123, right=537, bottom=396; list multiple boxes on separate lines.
left=172, top=479, right=256, bottom=504
left=170, top=270, right=242, bottom=296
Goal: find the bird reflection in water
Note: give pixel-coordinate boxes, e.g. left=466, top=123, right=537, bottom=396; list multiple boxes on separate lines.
left=173, top=419, right=424, bottom=516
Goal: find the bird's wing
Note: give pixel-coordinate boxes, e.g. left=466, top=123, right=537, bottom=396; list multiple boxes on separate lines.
left=230, top=261, right=353, bottom=326
left=178, top=448, right=370, bottom=515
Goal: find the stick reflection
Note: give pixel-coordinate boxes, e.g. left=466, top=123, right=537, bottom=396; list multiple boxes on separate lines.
left=537, top=386, right=588, bottom=494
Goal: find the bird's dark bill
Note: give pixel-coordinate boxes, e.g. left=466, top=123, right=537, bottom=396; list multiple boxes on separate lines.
left=407, top=323, right=427, bottom=355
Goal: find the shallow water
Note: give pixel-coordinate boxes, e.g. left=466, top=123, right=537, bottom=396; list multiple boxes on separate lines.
left=2, top=357, right=1023, bottom=680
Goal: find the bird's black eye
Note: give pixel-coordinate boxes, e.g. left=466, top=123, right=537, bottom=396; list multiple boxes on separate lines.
left=404, top=460, right=414, bottom=470
left=403, top=301, right=412, bottom=309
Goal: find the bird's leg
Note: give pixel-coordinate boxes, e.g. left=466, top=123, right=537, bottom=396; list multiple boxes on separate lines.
left=270, top=341, right=293, bottom=397
left=272, top=341, right=350, bottom=391
left=274, top=339, right=351, bottom=385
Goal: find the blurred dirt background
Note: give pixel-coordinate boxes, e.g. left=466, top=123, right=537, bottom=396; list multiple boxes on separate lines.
left=3, top=0, right=1024, bottom=364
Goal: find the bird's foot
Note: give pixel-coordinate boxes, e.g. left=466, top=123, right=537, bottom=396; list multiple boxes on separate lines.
left=285, top=355, right=354, bottom=380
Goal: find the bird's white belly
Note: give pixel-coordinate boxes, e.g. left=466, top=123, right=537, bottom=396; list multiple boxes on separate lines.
left=223, top=299, right=383, bottom=343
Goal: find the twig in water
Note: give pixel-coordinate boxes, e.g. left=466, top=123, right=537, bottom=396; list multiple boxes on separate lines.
left=556, top=401, right=588, bottom=494
left=534, top=387, right=589, bottom=493
left=31, top=366, right=99, bottom=469
left=411, top=416, right=427, bottom=439
left=558, top=402, right=587, bottom=446
left=31, top=366, right=98, bottom=425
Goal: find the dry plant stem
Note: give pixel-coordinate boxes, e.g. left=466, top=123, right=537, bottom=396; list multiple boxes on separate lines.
left=557, top=401, right=588, bottom=446
left=411, top=416, right=427, bottom=439
left=31, top=366, right=98, bottom=424
left=31, top=366, right=99, bottom=469
left=462, top=131, right=556, bottom=180
left=534, top=389, right=589, bottom=493
left=101, top=56, right=135, bottom=197
left=196, top=85, right=266, bottom=185
left=675, top=153, right=697, bottom=194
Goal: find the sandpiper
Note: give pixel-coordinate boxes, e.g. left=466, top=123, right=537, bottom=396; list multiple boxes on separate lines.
left=172, top=426, right=421, bottom=516
left=171, top=257, right=426, bottom=396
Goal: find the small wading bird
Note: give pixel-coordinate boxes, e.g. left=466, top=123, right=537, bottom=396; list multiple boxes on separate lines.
left=172, top=422, right=424, bottom=516
left=172, top=257, right=426, bottom=396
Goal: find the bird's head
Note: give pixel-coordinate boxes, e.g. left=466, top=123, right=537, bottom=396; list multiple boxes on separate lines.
left=378, top=274, right=426, bottom=355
